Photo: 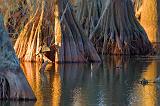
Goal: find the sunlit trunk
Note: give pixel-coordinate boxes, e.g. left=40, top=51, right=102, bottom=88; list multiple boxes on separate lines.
left=14, top=0, right=100, bottom=63
left=157, top=0, right=160, bottom=42
left=14, top=0, right=55, bottom=62
left=138, top=0, right=159, bottom=42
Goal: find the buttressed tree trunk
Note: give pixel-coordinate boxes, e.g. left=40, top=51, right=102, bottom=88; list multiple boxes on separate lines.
left=75, top=0, right=103, bottom=36
left=158, top=0, right=160, bottom=40
left=90, top=0, right=153, bottom=55
left=14, top=0, right=100, bottom=63
left=135, top=0, right=159, bottom=42
left=0, top=0, right=29, bottom=39
left=55, top=0, right=101, bottom=63
left=14, top=0, right=55, bottom=62
left=0, top=14, right=36, bottom=100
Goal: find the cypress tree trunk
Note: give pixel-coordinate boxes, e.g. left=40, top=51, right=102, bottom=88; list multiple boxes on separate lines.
left=0, top=0, right=29, bottom=39
left=14, top=0, right=55, bottom=62
left=0, top=14, right=36, bottom=100
left=70, top=0, right=77, bottom=5
left=90, top=0, right=153, bottom=55
left=158, top=0, right=160, bottom=41
left=75, top=0, right=103, bottom=36
left=14, top=0, right=101, bottom=63
left=55, top=0, right=101, bottom=63
left=137, top=0, right=159, bottom=42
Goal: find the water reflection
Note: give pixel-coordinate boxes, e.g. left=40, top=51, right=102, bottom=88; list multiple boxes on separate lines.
left=21, top=62, right=57, bottom=106
left=132, top=61, right=158, bottom=106
left=17, top=56, right=160, bottom=106
left=141, top=61, right=157, bottom=106
left=52, top=64, right=61, bottom=106
left=59, top=63, right=97, bottom=106
left=0, top=101, right=35, bottom=106
left=59, top=56, right=152, bottom=106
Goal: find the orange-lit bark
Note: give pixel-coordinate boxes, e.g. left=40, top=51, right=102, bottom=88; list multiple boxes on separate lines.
left=14, top=1, right=55, bottom=62
left=138, top=0, right=159, bottom=42
left=14, top=0, right=100, bottom=63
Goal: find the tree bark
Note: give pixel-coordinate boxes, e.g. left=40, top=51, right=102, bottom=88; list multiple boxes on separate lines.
left=0, top=0, right=29, bottom=38
left=14, top=0, right=100, bottom=63
left=158, top=0, right=160, bottom=41
left=14, top=0, right=55, bottom=62
left=55, top=0, right=101, bottom=63
left=0, top=14, right=36, bottom=100
left=75, top=0, right=103, bottom=36
left=136, top=0, right=159, bottom=42
left=90, top=0, right=153, bottom=55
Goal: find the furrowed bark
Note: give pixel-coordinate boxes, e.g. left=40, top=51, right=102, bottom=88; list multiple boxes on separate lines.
left=54, top=0, right=101, bottom=63
left=14, top=1, right=55, bottom=62
left=75, top=0, right=103, bottom=36
left=14, top=0, right=101, bottom=63
left=90, top=0, right=153, bottom=55
left=0, top=14, right=36, bottom=100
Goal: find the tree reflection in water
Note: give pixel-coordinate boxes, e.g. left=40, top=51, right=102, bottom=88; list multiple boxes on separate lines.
left=21, top=62, right=56, bottom=106
left=19, top=56, right=160, bottom=106
left=0, top=101, right=35, bottom=106
left=132, top=59, right=159, bottom=106
left=59, top=56, right=152, bottom=106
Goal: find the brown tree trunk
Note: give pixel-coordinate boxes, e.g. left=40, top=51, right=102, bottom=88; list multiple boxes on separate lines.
left=90, top=0, right=153, bottom=55
left=137, top=0, right=159, bottom=43
left=0, top=0, right=29, bottom=39
left=55, top=0, right=101, bottom=63
left=158, top=0, right=160, bottom=41
left=14, top=0, right=55, bottom=62
left=75, top=0, right=103, bottom=36
left=0, top=14, right=36, bottom=100
left=14, top=0, right=101, bottom=63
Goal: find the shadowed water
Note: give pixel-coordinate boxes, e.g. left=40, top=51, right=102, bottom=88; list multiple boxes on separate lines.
left=2, top=56, right=160, bottom=106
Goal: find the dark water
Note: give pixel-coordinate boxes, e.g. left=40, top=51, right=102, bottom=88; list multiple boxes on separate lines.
left=2, top=56, right=160, bottom=106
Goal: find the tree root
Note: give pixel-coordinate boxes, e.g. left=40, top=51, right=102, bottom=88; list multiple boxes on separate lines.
left=0, top=75, right=10, bottom=100
left=90, top=0, right=153, bottom=55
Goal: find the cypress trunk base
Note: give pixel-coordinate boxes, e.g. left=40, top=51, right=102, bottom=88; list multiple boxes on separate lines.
left=0, top=14, right=36, bottom=100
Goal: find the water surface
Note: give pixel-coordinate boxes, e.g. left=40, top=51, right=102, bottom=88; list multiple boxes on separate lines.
left=9, top=56, right=160, bottom=106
